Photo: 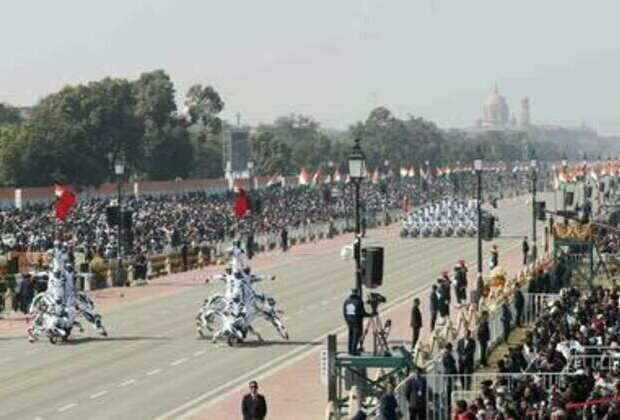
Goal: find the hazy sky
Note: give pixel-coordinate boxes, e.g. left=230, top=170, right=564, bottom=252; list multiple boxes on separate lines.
left=1, top=0, right=619, bottom=134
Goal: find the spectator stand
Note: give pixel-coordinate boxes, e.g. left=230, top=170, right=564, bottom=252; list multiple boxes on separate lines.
left=370, top=257, right=563, bottom=420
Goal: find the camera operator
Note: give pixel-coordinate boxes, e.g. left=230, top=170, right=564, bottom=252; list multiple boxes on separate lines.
left=343, top=289, right=368, bottom=355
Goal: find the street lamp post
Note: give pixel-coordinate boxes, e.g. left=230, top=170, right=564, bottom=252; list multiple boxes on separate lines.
left=561, top=153, right=568, bottom=212
left=248, top=161, right=255, bottom=259
left=114, top=160, right=125, bottom=286
left=474, top=158, right=483, bottom=278
left=530, top=156, right=538, bottom=263
left=348, top=139, right=367, bottom=294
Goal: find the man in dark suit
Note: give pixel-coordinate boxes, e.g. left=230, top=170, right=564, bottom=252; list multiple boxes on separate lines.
left=441, top=343, right=457, bottom=411
left=489, top=244, right=499, bottom=269
left=522, top=236, right=530, bottom=266
left=410, top=298, right=422, bottom=350
left=242, top=380, right=267, bottom=420
left=514, top=289, right=525, bottom=327
left=457, top=330, right=476, bottom=389
left=477, top=311, right=490, bottom=367
left=404, top=369, right=427, bottom=420
left=501, top=302, right=513, bottom=343
left=429, top=285, right=439, bottom=332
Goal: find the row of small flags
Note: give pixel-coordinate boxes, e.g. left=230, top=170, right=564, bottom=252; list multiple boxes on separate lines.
left=552, top=161, right=620, bottom=189
left=290, top=163, right=536, bottom=187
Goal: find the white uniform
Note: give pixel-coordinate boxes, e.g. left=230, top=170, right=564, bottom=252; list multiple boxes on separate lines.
left=231, top=246, right=247, bottom=274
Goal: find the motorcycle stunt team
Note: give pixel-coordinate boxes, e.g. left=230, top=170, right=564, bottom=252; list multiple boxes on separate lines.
left=27, top=242, right=108, bottom=343
left=196, top=239, right=290, bottom=345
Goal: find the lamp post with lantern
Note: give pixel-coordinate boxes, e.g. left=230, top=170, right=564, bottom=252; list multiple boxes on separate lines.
left=348, top=139, right=367, bottom=293
left=114, top=159, right=125, bottom=285
left=530, top=153, right=538, bottom=263
left=474, top=157, right=483, bottom=278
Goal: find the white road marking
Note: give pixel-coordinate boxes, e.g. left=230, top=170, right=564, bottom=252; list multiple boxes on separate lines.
left=320, top=300, right=329, bottom=306
left=58, top=403, right=77, bottom=412
left=33, top=417, right=43, bottom=420
left=90, top=391, right=108, bottom=399
left=161, top=309, right=171, bottom=315
left=147, top=368, right=162, bottom=376
left=171, top=358, right=189, bottom=366
left=0, top=357, right=13, bottom=364
left=26, top=349, right=39, bottom=355
left=193, top=350, right=206, bottom=357
left=119, top=379, right=136, bottom=387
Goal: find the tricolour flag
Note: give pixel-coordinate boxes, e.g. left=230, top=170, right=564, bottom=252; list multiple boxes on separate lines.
left=298, top=168, right=310, bottom=186
left=333, top=167, right=342, bottom=183
left=311, top=169, right=322, bottom=186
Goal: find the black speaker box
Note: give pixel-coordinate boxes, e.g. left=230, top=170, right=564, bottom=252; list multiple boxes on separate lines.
left=361, top=247, right=384, bottom=288
left=565, top=191, right=574, bottom=206
left=106, top=206, right=119, bottom=226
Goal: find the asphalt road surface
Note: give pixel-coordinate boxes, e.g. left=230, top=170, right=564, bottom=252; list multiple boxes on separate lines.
left=0, top=194, right=553, bottom=420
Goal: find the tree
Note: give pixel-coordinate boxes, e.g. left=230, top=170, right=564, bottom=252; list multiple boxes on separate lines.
left=185, top=84, right=225, bottom=134
left=251, top=127, right=293, bottom=176
left=0, top=103, right=22, bottom=125
left=133, top=70, right=193, bottom=179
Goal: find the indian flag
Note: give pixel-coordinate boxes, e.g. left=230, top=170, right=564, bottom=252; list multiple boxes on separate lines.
left=298, top=168, right=310, bottom=186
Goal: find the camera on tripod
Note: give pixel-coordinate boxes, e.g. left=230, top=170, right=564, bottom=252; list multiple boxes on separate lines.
left=366, top=292, right=386, bottom=316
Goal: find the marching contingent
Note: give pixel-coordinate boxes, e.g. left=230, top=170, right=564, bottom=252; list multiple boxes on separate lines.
left=401, top=196, right=500, bottom=238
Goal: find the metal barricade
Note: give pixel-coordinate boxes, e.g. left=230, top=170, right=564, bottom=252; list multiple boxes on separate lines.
left=523, top=292, right=560, bottom=325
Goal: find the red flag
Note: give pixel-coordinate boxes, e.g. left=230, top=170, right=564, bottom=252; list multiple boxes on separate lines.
left=54, top=183, right=76, bottom=221
left=402, top=195, right=411, bottom=212
left=234, top=188, right=248, bottom=218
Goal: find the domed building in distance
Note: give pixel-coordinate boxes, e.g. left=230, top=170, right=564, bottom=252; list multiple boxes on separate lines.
left=481, top=84, right=510, bottom=128
left=472, top=84, right=530, bottom=131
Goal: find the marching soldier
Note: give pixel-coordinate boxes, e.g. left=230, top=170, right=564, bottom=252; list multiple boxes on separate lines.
left=343, top=289, right=366, bottom=355
left=454, top=260, right=468, bottom=305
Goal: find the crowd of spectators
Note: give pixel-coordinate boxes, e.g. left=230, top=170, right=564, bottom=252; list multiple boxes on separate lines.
left=452, top=282, right=620, bottom=419
left=0, top=180, right=429, bottom=257
left=0, top=171, right=527, bottom=265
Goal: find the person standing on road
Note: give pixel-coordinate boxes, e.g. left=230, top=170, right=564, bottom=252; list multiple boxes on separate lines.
left=454, top=261, right=468, bottom=305
left=410, top=298, right=422, bottom=350
left=429, top=285, right=440, bottom=332
left=280, top=227, right=288, bottom=252
left=242, top=380, right=267, bottom=420
left=522, top=236, right=530, bottom=266
left=477, top=311, right=490, bottom=367
left=489, top=244, right=499, bottom=270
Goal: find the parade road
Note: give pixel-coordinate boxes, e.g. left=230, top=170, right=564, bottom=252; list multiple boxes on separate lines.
left=0, top=194, right=552, bottom=420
